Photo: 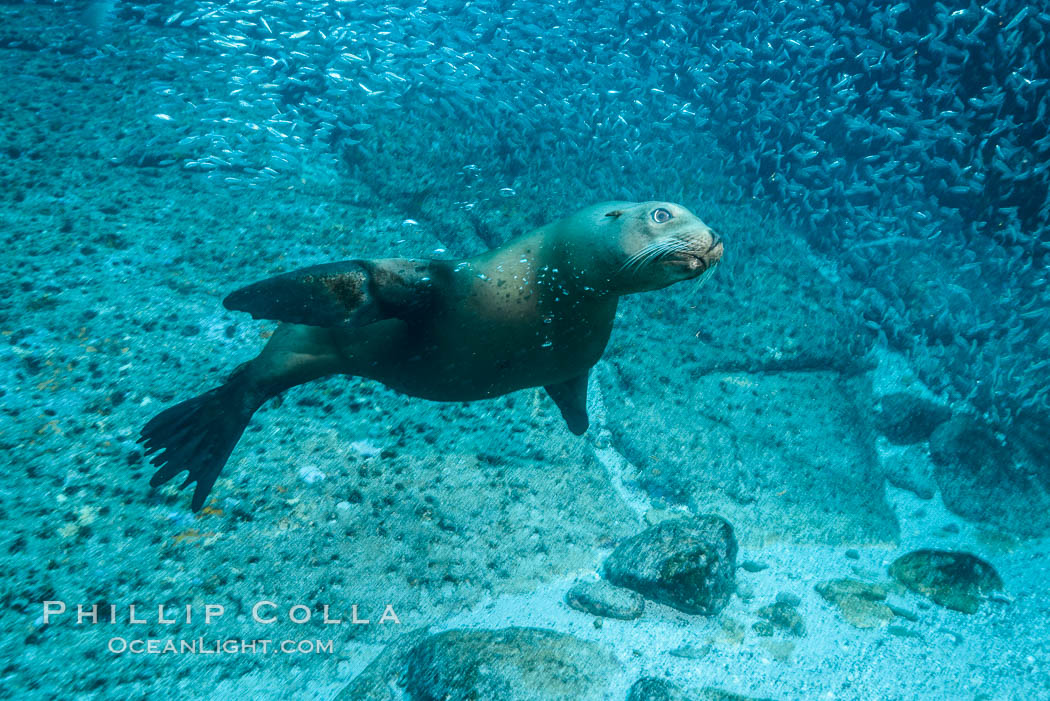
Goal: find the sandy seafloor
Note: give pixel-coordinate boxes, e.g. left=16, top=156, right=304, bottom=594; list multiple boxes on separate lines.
left=3, top=9, right=1049, bottom=701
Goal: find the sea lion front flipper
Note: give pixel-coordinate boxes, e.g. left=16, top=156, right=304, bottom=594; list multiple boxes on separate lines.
left=223, top=259, right=437, bottom=328
left=545, top=372, right=590, bottom=435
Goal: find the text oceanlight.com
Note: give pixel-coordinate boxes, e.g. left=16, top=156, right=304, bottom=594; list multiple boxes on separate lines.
left=107, top=638, right=334, bottom=655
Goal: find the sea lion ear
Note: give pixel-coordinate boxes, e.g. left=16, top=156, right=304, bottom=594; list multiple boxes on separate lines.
left=223, top=258, right=436, bottom=327
left=604, top=210, right=623, bottom=219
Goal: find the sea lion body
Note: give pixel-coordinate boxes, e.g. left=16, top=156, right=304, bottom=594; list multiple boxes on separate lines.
left=331, top=284, right=617, bottom=402
left=140, top=201, right=723, bottom=509
left=330, top=216, right=621, bottom=400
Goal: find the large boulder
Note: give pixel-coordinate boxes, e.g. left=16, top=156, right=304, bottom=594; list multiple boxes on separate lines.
left=604, top=369, right=899, bottom=546
left=929, top=415, right=1050, bottom=536
left=603, top=516, right=737, bottom=615
left=403, top=627, right=618, bottom=701
left=339, top=627, right=619, bottom=701
left=875, top=392, right=951, bottom=445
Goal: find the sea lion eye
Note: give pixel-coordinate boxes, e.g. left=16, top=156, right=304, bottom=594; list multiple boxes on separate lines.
left=651, top=208, right=673, bottom=224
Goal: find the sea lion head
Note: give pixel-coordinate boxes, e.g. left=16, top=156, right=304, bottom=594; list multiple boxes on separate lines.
left=575, top=201, right=723, bottom=296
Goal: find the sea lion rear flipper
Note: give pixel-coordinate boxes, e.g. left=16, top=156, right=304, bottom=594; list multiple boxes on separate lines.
left=545, top=372, right=590, bottom=435
left=140, top=370, right=259, bottom=511
left=223, top=259, right=436, bottom=327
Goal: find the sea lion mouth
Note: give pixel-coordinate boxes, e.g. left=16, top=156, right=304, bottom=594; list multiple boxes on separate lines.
left=665, top=235, right=723, bottom=273
left=664, top=252, right=704, bottom=267
left=617, top=231, right=723, bottom=280
left=664, top=252, right=712, bottom=274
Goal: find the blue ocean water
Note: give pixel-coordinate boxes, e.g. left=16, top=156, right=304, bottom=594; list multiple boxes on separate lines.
left=3, top=1, right=1048, bottom=699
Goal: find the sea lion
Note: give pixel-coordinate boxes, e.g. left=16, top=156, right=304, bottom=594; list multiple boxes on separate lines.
left=140, top=201, right=723, bottom=510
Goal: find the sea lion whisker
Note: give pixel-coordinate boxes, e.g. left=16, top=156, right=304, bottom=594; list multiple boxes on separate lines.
left=620, top=249, right=647, bottom=270
left=685, top=264, right=718, bottom=302
left=621, top=240, right=690, bottom=275
left=634, top=240, right=671, bottom=261
left=616, top=257, right=639, bottom=276
left=649, top=241, right=691, bottom=266
left=619, top=247, right=649, bottom=270
left=619, top=243, right=663, bottom=274
left=632, top=244, right=669, bottom=269
left=635, top=245, right=675, bottom=270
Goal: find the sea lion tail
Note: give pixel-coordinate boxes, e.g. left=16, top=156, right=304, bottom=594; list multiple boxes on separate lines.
left=139, top=372, right=258, bottom=511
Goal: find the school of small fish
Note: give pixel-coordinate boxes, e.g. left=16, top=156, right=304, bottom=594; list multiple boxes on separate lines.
left=56, top=1, right=1050, bottom=426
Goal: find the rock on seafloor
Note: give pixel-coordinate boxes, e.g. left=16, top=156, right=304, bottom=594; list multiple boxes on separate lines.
left=628, top=677, right=775, bottom=701
left=815, top=578, right=894, bottom=629
left=603, top=516, right=737, bottom=615
left=755, top=600, right=806, bottom=637
left=628, top=677, right=693, bottom=701
left=889, top=549, right=1003, bottom=615
left=881, top=442, right=938, bottom=500
left=338, top=627, right=619, bottom=700
left=565, top=579, right=645, bottom=620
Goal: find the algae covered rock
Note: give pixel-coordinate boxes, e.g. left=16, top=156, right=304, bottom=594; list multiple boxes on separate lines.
left=889, top=549, right=1003, bottom=614
left=603, top=516, right=737, bottom=615
left=756, top=600, right=806, bottom=637
left=402, top=627, right=618, bottom=701
left=566, top=579, right=645, bottom=620
left=815, top=578, right=894, bottom=629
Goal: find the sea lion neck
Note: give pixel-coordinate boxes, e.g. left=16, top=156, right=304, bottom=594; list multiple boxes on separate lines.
left=468, top=228, right=610, bottom=302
